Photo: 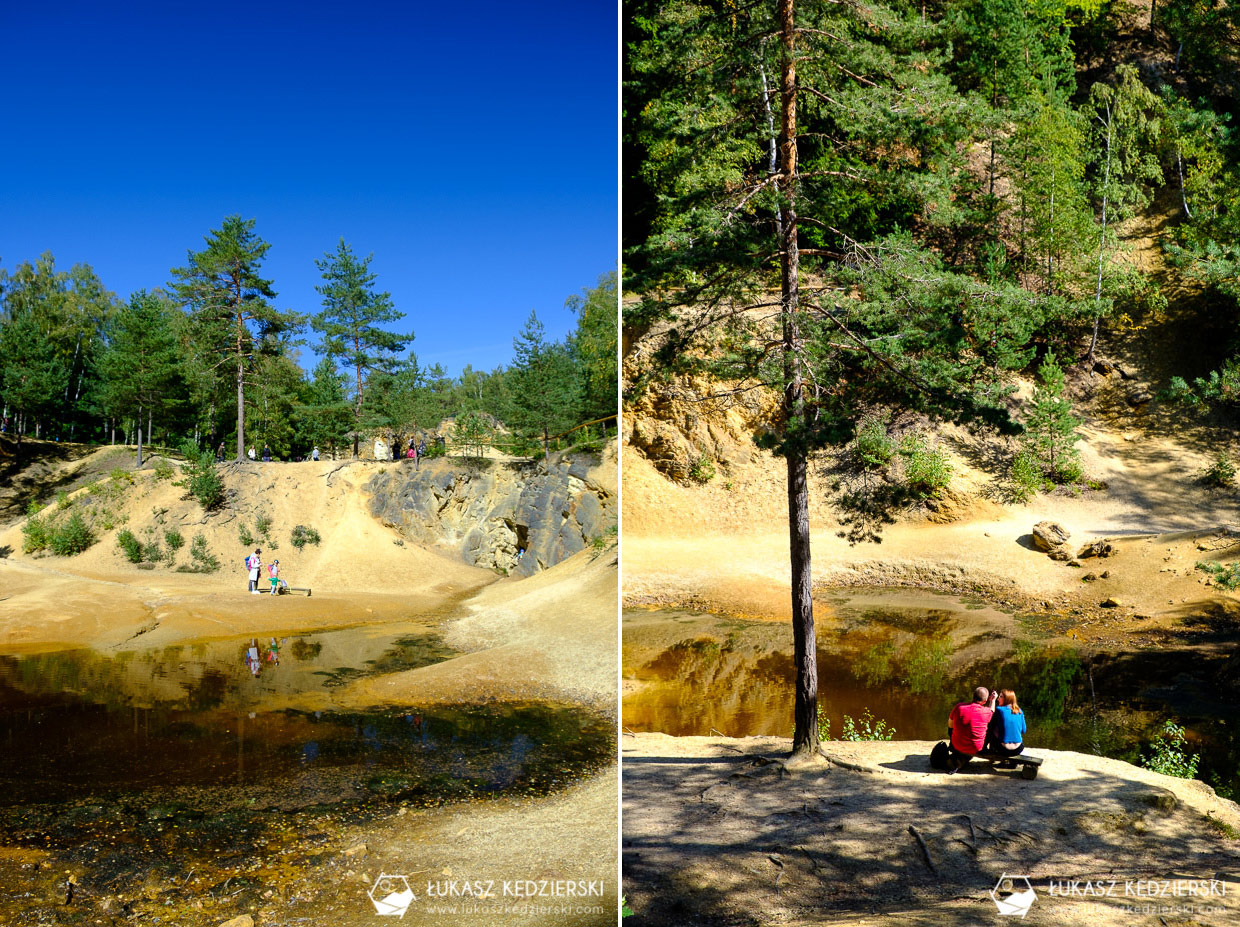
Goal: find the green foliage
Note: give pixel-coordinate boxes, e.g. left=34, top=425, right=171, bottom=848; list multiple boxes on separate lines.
left=238, top=523, right=255, bottom=547
left=116, top=529, right=143, bottom=564
left=452, top=411, right=492, bottom=458
left=841, top=710, right=897, bottom=742
left=1195, top=561, right=1240, bottom=590
left=510, top=310, right=581, bottom=456
left=110, top=468, right=135, bottom=486
left=1143, top=720, right=1200, bottom=779
left=899, top=434, right=953, bottom=497
left=164, top=529, right=184, bottom=552
left=1019, top=352, right=1083, bottom=487
left=176, top=441, right=225, bottom=511
left=688, top=454, right=716, bottom=484
left=853, top=419, right=897, bottom=472
left=21, top=515, right=51, bottom=553
left=186, top=534, right=220, bottom=573
left=255, top=512, right=273, bottom=541
left=1010, top=449, right=1045, bottom=501
left=1203, top=452, right=1236, bottom=487
left=49, top=512, right=95, bottom=556
left=153, top=458, right=175, bottom=481
left=290, top=525, right=321, bottom=550
left=55, top=490, right=71, bottom=511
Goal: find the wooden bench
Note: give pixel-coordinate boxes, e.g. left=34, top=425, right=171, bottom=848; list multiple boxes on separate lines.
left=280, top=586, right=312, bottom=596
left=975, top=750, right=1043, bottom=780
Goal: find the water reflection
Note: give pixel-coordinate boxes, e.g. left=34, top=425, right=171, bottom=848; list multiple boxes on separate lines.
left=623, top=591, right=1240, bottom=795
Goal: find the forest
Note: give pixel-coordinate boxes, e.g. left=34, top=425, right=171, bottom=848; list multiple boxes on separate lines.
left=0, top=217, right=617, bottom=461
left=625, top=0, right=1238, bottom=750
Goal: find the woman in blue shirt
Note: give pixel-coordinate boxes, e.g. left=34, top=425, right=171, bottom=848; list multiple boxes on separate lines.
left=986, top=688, right=1026, bottom=763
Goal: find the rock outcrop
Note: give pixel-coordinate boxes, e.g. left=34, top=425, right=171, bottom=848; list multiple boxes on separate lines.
left=1032, top=520, right=1071, bottom=551
left=365, top=455, right=615, bottom=576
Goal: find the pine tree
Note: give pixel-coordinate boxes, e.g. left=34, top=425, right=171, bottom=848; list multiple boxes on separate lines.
left=312, top=239, right=412, bottom=457
left=98, top=291, right=186, bottom=466
left=510, top=311, right=580, bottom=460
left=170, top=216, right=298, bottom=463
left=1021, top=351, right=1082, bottom=483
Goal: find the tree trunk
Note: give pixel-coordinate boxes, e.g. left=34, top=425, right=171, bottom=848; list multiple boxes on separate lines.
left=778, top=0, right=819, bottom=758
left=236, top=358, right=246, bottom=463
left=136, top=405, right=144, bottom=469
left=354, top=360, right=364, bottom=458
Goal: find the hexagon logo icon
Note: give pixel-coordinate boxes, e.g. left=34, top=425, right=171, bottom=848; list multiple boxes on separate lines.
left=369, top=873, right=416, bottom=917
left=991, top=874, right=1036, bottom=917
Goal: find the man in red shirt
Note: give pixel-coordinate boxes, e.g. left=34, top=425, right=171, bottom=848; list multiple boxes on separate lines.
left=947, top=686, right=998, bottom=773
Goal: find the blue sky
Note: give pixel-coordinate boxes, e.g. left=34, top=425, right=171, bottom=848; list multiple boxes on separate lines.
left=0, top=0, right=617, bottom=376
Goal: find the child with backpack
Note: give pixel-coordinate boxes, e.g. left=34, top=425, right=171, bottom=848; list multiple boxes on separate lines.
left=268, top=559, right=281, bottom=595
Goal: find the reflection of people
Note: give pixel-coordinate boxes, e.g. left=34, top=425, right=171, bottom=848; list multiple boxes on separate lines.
left=986, top=689, right=1027, bottom=765
left=246, top=639, right=262, bottom=676
left=946, top=685, right=997, bottom=773
left=268, top=637, right=280, bottom=664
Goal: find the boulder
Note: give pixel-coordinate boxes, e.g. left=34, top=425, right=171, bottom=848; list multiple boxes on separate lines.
left=1032, top=521, right=1071, bottom=552
left=1101, top=597, right=1122, bottom=608
left=1127, top=389, right=1153, bottom=406
left=1048, top=546, right=1074, bottom=562
left=1078, top=540, right=1115, bottom=559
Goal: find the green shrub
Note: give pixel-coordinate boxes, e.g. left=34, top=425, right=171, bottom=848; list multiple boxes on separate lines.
left=153, top=458, right=175, bottom=481
left=238, top=523, right=255, bottom=546
left=22, top=515, right=51, bottom=553
left=1195, top=560, right=1240, bottom=589
left=1203, top=451, right=1236, bottom=487
left=110, top=468, right=135, bottom=486
left=117, top=529, right=144, bottom=563
left=1010, top=450, right=1044, bottom=502
left=813, top=709, right=897, bottom=742
left=840, top=709, right=897, bottom=742
left=900, top=434, right=952, bottom=497
left=255, top=512, right=273, bottom=541
left=290, top=525, right=321, bottom=550
left=186, top=534, right=220, bottom=573
left=1143, top=720, right=1200, bottom=779
left=26, top=499, right=44, bottom=517
left=164, top=529, right=185, bottom=552
left=176, top=441, right=224, bottom=511
left=688, top=454, right=716, bottom=484
left=49, top=512, right=95, bottom=556
left=56, top=490, right=72, bottom=511
left=853, top=417, right=896, bottom=471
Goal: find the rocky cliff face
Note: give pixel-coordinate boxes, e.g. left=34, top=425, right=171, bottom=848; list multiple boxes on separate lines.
left=365, top=455, right=615, bottom=576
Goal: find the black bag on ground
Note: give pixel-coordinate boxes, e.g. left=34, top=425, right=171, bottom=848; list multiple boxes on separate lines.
left=930, top=741, right=950, bottom=770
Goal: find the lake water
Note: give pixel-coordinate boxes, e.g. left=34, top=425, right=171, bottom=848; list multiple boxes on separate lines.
left=623, top=589, right=1240, bottom=794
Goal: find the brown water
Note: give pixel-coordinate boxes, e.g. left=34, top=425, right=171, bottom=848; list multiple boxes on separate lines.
left=0, top=627, right=614, bottom=923
left=623, top=589, right=1240, bottom=794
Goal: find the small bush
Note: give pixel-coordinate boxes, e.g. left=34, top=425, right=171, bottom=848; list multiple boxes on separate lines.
left=50, top=512, right=95, bottom=556
left=900, top=434, right=952, bottom=497
left=110, top=468, right=135, bottom=486
left=1195, top=560, right=1240, bottom=590
left=290, top=525, right=321, bottom=550
left=153, top=458, right=175, bottom=481
left=853, top=418, right=896, bottom=471
left=164, top=529, right=185, bottom=552
left=56, top=490, right=72, bottom=511
left=1010, top=450, right=1044, bottom=502
left=117, top=529, right=144, bottom=564
left=86, top=480, right=104, bottom=496
left=239, top=524, right=255, bottom=546
left=1143, top=720, right=1200, bottom=779
left=187, top=534, right=220, bottom=573
left=688, top=454, right=716, bottom=484
left=1203, top=451, right=1236, bottom=487
left=22, top=516, right=51, bottom=553
left=255, top=512, right=273, bottom=540
left=26, top=500, right=44, bottom=517
left=176, top=441, right=224, bottom=511
left=840, top=709, right=897, bottom=742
